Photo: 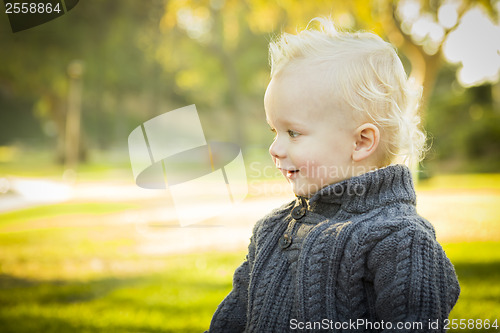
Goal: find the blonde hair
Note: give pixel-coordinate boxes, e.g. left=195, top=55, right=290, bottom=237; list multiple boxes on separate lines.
left=268, top=17, right=426, bottom=166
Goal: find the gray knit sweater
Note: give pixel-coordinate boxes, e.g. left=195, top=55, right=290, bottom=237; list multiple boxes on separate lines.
left=208, top=165, right=460, bottom=332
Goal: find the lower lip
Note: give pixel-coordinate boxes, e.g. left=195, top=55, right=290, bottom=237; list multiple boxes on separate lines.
left=280, top=169, right=299, bottom=179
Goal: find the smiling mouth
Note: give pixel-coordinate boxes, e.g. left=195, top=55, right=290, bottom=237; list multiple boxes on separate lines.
left=279, top=168, right=299, bottom=178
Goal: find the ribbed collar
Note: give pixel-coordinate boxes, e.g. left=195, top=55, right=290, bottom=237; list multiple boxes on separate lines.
left=305, top=164, right=416, bottom=214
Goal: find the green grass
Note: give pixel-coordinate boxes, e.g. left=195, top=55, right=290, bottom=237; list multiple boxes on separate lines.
left=0, top=147, right=132, bottom=180
left=0, top=199, right=243, bottom=332
left=0, top=202, right=139, bottom=228
left=0, top=251, right=243, bottom=333
left=444, top=242, right=500, bottom=332
left=1, top=243, right=499, bottom=332
left=0, top=171, right=498, bottom=332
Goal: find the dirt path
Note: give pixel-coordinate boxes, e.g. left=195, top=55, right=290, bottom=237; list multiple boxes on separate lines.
left=2, top=177, right=499, bottom=256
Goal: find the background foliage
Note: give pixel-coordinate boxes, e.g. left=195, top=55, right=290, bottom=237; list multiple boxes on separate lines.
left=0, top=0, right=499, bottom=172
left=0, top=1, right=499, bottom=332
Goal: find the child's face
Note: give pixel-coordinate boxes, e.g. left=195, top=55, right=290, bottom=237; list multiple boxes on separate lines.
left=264, top=65, right=357, bottom=197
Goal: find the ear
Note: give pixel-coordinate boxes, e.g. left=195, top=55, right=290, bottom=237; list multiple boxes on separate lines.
left=352, top=123, right=380, bottom=162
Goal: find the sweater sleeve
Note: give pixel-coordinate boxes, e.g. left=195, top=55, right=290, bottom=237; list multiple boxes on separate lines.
left=367, top=225, right=460, bottom=332
left=206, top=237, right=255, bottom=333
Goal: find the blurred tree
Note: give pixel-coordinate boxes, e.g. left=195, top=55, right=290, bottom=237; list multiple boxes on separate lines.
left=425, top=65, right=500, bottom=172
left=157, top=0, right=354, bottom=147
left=0, top=0, right=498, bottom=173
left=157, top=0, right=499, bottom=147
left=377, top=0, right=499, bottom=111
left=0, top=0, right=173, bottom=162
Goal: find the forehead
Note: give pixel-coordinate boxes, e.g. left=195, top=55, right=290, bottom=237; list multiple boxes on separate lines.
left=264, top=61, right=347, bottom=124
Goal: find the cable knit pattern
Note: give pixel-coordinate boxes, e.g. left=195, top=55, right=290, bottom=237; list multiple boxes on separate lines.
left=207, top=165, right=460, bottom=332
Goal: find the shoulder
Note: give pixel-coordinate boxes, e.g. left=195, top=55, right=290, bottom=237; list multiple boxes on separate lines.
left=352, top=204, right=437, bottom=243
left=308, top=205, right=438, bottom=256
left=358, top=213, right=452, bottom=275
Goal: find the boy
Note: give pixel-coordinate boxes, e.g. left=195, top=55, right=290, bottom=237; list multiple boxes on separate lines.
left=207, top=18, right=460, bottom=332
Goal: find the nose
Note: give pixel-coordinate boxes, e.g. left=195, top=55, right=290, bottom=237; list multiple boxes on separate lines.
left=269, top=136, right=286, bottom=159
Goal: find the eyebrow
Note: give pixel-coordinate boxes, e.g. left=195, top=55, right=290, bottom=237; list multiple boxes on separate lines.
left=267, top=119, right=307, bottom=133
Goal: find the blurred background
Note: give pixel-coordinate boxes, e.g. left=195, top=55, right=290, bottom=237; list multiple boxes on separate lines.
left=0, top=0, right=499, bottom=332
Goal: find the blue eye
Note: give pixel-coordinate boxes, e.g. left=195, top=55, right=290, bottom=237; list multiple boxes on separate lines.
left=288, top=130, right=300, bottom=138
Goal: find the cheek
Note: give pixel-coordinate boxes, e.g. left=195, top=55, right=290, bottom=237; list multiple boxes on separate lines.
left=295, top=144, right=348, bottom=177
left=292, top=151, right=327, bottom=176
left=288, top=145, right=314, bottom=167
left=295, top=142, right=329, bottom=164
